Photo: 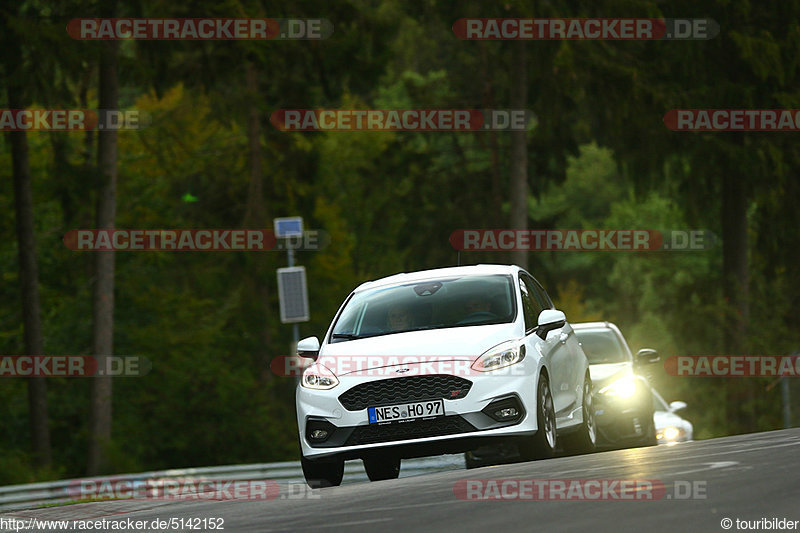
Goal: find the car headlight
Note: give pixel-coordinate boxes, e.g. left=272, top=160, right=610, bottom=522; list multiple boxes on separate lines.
left=598, top=376, right=637, bottom=398
left=472, top=342, right=526, bottom=372
left=301, top=363, right=339, bottom=390
left=658, top=426, right=683, bottom=442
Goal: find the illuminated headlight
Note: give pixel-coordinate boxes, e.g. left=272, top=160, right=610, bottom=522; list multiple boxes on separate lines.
left=658, top=426, right=683, bottom=442
left=301, top=364, right=339, bottom=390
left=599, top=376, right=637, bottom=398
left=472, top=342, right=526, bottom=372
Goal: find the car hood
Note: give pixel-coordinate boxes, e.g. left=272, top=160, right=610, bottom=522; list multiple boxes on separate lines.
left=589, top=362, right=633, bottom=388
left=319, top=324, right=518, bottom=376
left=654, top=410, right=693, bottom=432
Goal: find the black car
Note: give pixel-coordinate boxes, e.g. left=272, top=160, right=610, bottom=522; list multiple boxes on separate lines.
left=573, top=322, right=660, bottom=449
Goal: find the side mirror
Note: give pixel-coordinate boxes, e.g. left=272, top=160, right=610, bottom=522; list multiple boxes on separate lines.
left=669, top=401, right=687, bottom=412
left=297, top=336, right=320, bottom=360
left=536, top=309, right=566, bottom=340
left=635, top=348, right=659, bottom=365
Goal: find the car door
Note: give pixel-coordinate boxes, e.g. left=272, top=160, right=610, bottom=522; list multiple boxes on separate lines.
left=517, top=275, right=540, bottom=371
left=529, top=276, right=583, bottom=414
left=519, top=274, right=571, bottom=416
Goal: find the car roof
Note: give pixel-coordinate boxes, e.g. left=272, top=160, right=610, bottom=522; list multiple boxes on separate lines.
left=573, top=322, right=634, bottom=359
left=353, top=264, right=521, bottom=293
left=572, top=321, right=621, bottom=333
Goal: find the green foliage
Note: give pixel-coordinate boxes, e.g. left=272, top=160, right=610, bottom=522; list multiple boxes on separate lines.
left=2, top=0, right=799, bottom=483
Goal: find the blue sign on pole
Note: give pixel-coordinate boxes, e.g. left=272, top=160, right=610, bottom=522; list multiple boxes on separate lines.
left=274, top=217, right=303, bottom=238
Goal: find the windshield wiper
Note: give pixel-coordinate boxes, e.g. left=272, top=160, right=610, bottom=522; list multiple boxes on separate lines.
left=333, top=325, right=449, bottom=340
left=402, top=324, right=448, bottom=333
left=331, top=333, right=362, bottom=340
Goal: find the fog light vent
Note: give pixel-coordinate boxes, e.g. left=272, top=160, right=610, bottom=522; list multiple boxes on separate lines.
left=494, top=407, right=519, bottom=420
left=482, top=396, right=524, bottom=423
left=306, top=418, right=337, bottom=443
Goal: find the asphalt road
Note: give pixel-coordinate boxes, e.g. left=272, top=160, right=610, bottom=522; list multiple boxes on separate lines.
left=4, top=428, right=800, bottom=533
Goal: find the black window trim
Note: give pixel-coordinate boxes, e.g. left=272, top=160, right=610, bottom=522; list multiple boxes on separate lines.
left=518, top=276, right=537, bottom=334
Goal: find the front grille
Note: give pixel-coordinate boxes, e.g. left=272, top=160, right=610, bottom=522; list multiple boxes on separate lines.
left=344, top=415, right=476, bottom=446
left=338, top=375, right=473, bottom=411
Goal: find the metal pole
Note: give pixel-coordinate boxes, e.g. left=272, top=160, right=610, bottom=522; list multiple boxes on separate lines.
left=782, top=376, right=792, bottom=429
left=287, top=245, right=299, bottom=349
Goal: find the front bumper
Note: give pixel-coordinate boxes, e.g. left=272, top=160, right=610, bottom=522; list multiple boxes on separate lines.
left=594, top=396, right=654, bottom=447
left=656, top=426, right=690, bottom=445
left=297, top=371, right=540, bottom=460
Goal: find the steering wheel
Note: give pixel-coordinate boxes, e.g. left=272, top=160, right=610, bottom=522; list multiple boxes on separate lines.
left=457, top=311, right=499, bottom=324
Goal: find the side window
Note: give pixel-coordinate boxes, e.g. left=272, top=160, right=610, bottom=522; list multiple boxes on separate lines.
left=531, top=278, right=554, bottom=310
left=518, top=278, right=537, bottom=332
left=521, top=275, right=547, bottom=318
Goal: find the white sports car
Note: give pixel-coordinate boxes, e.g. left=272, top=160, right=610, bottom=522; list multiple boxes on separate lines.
left=652, top=389, right=694, bottom=445
left=295, top=264, right=595, bottom=487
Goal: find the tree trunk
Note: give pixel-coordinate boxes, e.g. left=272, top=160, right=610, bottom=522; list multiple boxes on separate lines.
left=245, top=61, right=266, bottom=226
left=87, top=37, right=119, bottom=475
left=509, top=40, right=529, bottom=269
left=480, top=46, right=503, bottom=224
left=6, top=34, right=52, bottom=467
left=243, top=60, right=274, bottom=383
left=721, top=172, right=749, bottom=352
left=721, top=163, right=751, bottom=434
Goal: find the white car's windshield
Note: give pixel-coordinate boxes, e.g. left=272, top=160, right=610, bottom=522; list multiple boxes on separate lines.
left=330, top=274, right=516, bottom=341
left=575, top=329, right=629, bottom=364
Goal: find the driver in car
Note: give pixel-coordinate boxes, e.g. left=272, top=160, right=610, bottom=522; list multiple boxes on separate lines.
left=387, top=304, right=413, bottom=331
left=462, top=297, right=493, bottom=320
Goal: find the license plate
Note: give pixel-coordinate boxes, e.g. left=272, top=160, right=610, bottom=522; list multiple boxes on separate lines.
left=368, top=400, right=444, bottom=424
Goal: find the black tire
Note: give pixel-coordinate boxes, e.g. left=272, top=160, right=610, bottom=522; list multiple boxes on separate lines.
left=561, top=375, right=597, bottom=455
left=464, top=451, right=487, bottom=469
left=519, top=373, right=557, bottom=460
left=464, top=452, right=477, bottom=469
left=301, top=454, right=344, bottom=488
left=363, top=454, right=401, bottom=481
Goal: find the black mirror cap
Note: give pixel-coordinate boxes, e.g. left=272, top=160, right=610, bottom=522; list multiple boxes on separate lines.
left=535, top=320, right=566, bottom=340
left=297, top=350, right=319, bottom=360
